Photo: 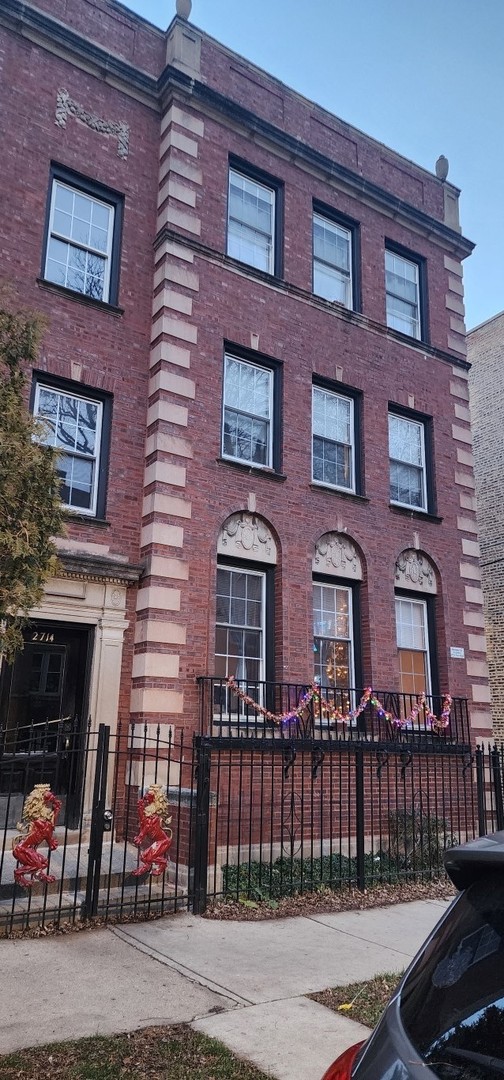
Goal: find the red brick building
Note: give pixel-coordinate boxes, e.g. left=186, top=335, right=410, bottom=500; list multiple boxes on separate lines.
left=0, top=0, right=491, bottom=810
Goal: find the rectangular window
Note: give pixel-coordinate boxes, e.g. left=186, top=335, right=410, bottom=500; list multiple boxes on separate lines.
left=313, top=582, right=354, bottom=691
left=388, top=412, right=427, bottom=510
left=395, top=596, right=431, bottom=698
left=227, top=168, right=276, bottom=274
left=312, top=386, right=354, bottom=491
left=385, top=249, right=421, bottom=339
left=33, top=379, right=111, bottom=517
left=43, top=167, right=123, bottom=305
left=222, top=354, right=273, bottom=468
left=215, top=566, right=265, bottom=685
left=313, top=213, right=353, bottom=307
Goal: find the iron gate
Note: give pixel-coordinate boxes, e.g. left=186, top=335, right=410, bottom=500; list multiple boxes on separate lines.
left=0, top=721, right=197, bottom=935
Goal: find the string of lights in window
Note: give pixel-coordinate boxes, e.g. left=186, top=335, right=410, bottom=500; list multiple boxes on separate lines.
left=225, top=675, right=452, bottom=733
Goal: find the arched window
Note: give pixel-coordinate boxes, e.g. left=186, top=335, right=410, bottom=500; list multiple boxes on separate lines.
left=313, top=532, right=362, bottom=698
left=215, top=513, right=277, bottom=690
left=394, top=549, right=437, bottom=699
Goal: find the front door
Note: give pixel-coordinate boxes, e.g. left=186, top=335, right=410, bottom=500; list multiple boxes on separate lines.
left=0, top=623, right=92, bottom=828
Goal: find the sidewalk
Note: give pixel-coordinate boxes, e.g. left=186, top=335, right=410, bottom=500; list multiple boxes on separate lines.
left=0, top=898, right=450, bottom=1079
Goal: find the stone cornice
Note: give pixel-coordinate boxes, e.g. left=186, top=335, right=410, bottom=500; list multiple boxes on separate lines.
left=160, top=69, right=474, bottom=261
left=1, top=1, right=474, bottom=258
left=59, top=551, right=143, bottom=584
left=0, top=0, right=159, bottom=106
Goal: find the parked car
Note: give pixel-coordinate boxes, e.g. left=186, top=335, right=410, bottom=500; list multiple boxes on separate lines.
left=322, top=830, right=504, bottom=1078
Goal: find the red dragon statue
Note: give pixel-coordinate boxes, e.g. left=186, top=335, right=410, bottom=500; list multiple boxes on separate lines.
left=12, top=783, right=61, bottom=888
left=132, top=784, right=172, bottom=877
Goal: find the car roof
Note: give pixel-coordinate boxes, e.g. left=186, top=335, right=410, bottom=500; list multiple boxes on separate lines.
left=444, top=831, right=504, bottom=890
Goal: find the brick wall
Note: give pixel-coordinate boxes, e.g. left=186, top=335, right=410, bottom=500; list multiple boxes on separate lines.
left=0, top=1, right=490, bottom=743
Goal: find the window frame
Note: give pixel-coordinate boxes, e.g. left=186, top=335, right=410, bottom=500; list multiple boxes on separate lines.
left=385, top=242, right=428, bottom=343
left=213, top=558, right=276, bottom=723
left=42, top=164, right=124, bottom=307
left=227, top=158, right=283, bottom=278
left=394, top=593, right=435, bottom=701
left=221, top=345, right=282, bottom=473
left=31, top=371, right=112, bottom=520
left=312, top=202, right=361, bottom=311
left=215, top=563, right=267, bottom=686
left=312, top=575, right=362, bottom=698
left=312, top=377, right=363, bottom=495
left=388, top=404, right=435, bottom=514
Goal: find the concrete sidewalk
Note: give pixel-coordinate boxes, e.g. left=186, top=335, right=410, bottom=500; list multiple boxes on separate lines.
left=0, top=898, right=451, bottom=1079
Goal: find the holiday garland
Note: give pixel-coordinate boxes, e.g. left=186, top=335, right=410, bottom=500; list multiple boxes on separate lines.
left=226, top=676, right=452, bottom=733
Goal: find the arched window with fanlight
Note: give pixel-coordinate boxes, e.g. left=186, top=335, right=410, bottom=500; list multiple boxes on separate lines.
left=394, top=549, right=439, bottom=704
left=312, top=532, right=363, bottom=711
left=214, top=512, right=277, bottom=722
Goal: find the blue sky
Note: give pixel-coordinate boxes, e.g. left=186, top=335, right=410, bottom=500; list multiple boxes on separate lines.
left=126, top=0, right=503, bottom=330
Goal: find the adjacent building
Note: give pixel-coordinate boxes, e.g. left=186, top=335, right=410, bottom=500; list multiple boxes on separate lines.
left=468, top=313, right=504, bottom=738
left=0, top=0, right=491, bottom=812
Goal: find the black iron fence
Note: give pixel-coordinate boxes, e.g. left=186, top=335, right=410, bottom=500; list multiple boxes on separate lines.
left=198, top=677, right=471, bottom=745
left=1, top=712, right=504, bottom=934
left=195, top=735, right=477, bottom=908
left=0, top=720, right=196, bottom=935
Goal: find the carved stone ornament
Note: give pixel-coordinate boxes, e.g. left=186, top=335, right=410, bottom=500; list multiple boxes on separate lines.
left=313, top=533, right=362, bottom=580
left=55, top=89, right=130, bottom=159
left=217, top=513, right=277, bottom=564
left=395, top=549, right=437, bottom=594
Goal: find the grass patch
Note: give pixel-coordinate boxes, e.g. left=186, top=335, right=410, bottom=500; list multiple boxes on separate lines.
left=310, top=971, right=405, bottom=1029
left=0, top=1025, right=272, bottom=1080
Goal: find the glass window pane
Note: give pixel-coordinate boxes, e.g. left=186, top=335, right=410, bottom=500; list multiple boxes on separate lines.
left=67, top=266, right=86, bottom=294
left=90, top=226, right=109, bottom=253
left=244, top=631, right=261, bottom=658
left=228, top=171, right=274, bottom=273
left=313, top=216, right=350, bottom=271
left=214, top=567, right=265, bottom=691
left=230, top=572, right=247, bottom=598
left=35, top=388, right=101, bottom=513
left=49, top=182, right=112, bottom=301
left=68, top=457, right=93, bottom=509
left=54, top=183, right=74, bottom=213
left=246, top=600, right=262, bottom=628
left=214, top=627, right=228, bottom=655
left=223, top=358, right=271, bottom=465
left=52, top=209, right=72, bottom=239
left=389, top=415, right=422, bottom=465
left=246, top=575, right=262, bottom=601
left=215, top=595, right=230, bottom=623
left=230, top=598, right=246, bottom=625
left=395, top=598, right=426, bottom=650
left=313, top=263, right=349, bottom=304
left=217, top=568, right=231, bottom=597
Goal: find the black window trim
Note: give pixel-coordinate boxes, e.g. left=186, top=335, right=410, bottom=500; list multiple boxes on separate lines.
left=388, top=401, right=436, bottom=516
left=227, top=155, right=284, bottom=279
left=31, top=369, right=112, bottom=521
left=41, top=162, right=124, bottom=308
left=313, top=199, right=361, bottom=313
left=385, top=239, right=429, bottom=345
left=222, top=341, right=283, bottom=475
left=312, top=375, right=364, bottom=496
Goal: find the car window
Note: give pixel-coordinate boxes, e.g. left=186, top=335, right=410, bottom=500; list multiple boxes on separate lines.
left=400, top=873, right=504, bottom=1079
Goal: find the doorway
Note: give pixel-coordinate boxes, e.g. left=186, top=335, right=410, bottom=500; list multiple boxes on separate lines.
left=0, top=622, right=93, bottom=828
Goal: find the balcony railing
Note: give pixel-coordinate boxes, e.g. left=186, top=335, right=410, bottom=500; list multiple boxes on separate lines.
left=197, top=677, right=471, bottom=745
